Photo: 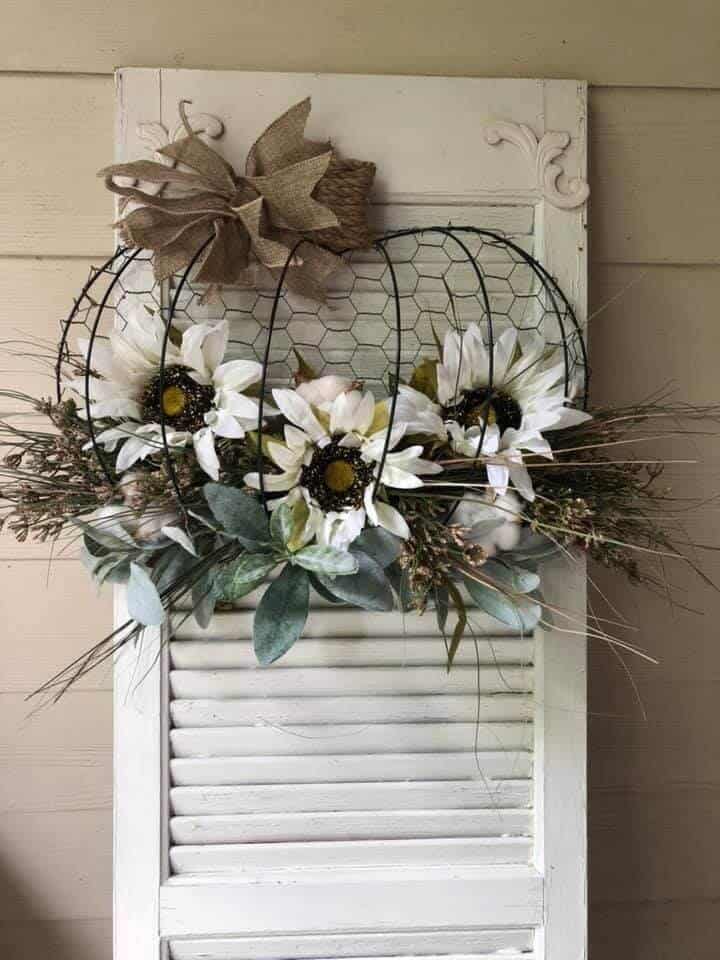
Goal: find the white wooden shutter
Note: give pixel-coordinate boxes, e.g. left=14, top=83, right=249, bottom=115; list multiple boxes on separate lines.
left=114, top=69, right=588, bottom=960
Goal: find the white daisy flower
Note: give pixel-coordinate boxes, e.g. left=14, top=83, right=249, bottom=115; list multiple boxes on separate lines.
left=244, top=382, right=442, bottom=551
left=68, top=306, right=269, bottom=481
left=395, top=323, right=590, bottom=500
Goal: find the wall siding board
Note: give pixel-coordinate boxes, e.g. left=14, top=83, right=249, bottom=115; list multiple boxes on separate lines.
left=0, top=76, right=113, bottom=257
left=1, top=0, right=719, bottom=87
left=1, top=24, right=719, bottom=958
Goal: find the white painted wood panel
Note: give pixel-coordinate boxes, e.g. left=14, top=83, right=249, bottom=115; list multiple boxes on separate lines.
left=170, top=693, right=532, bottom=725
left=170, top=751, right=533, bottom=786
left=169, top=779, right=532, bottom=815
left=169, top=666, right=532, bottom=698
left=159, top=865, right=543, bottom=935
left=170, top=837, right=533, bottom=873
left=113, top=68, right=587, bottom=960
left=168, top=927, right=535, bottom=960
left=169, top=637, right=533, bottom=667
left=169, top=722, right=532, bottom=756
left=169, top=808, right=533, bottom=844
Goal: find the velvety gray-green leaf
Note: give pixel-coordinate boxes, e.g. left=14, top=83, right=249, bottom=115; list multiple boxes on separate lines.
left=213, top=553, right=277, bottom=601
left=504, top=532, right=560, bottom=564
left=74, top=519, right=136, bottom=553
left=353, top=527, right=403, bottom=568
left=483, top=559, right=541, bottom=595
left=127, top=561, right=165, bottom=626
left=292, top=545, right=359, bottom=576
left=434, top=585, right=449, bottom=634
left=386, top=563, right=415, bottom=612
left=192, top=571, right=216, bottom=629
left=464, top=576, right=541, bottom=634
left=203, top=483, right=270, bottom=545
left=309, top=574, right=347, bottom=604
left=254, top=564, right=309, bottom=665
left=316, top=550, right=394, bottom=611
left=152, top=545, right=195, bottom=594
left=97, top=556, right=131, bottom=585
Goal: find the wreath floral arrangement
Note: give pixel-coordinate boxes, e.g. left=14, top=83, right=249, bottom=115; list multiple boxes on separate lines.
left=1, top=100, right=716, bottom=699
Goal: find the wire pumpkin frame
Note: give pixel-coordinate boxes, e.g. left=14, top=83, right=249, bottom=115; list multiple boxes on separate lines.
left=55, top=227, right=588, bottom=518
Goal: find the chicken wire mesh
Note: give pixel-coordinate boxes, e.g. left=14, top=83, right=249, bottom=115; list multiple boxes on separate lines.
left=56, top=226, right=588, bottom=489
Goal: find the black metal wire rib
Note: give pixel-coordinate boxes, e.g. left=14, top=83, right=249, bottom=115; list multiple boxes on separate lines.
left=82, top=248, right=144, bottom=485
left=160, top=236, right=214, bottom=515
left=372, top=239, right=402, bottom=500
left=257, top=239, right=306, bottom=511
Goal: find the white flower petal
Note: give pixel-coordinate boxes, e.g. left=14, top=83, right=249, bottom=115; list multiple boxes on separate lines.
left=205, top=408, right=246, bottom=439
left=181, top=320, right=228, bottom=381
left=319, top=508, right=365, bottom=550
left=193, top=426, right=220, bottom=480
left=244, top=469, right=301, bottom=492
left=213, top=358, right=263, bottom=392
left=116, top=434, right=160, bottom=472
left=486, top=462, right=510, bottom=496
left=373, top=499, right=410, bottom=540
left=161, top=525, right=197, bottom=556
left=508, top=460, right=535, bottom=501
left=266, top=439, right=304, bottom=472
left=329, top=390, right=374, bottom=437
left=273, top=388, right=326, bottom=443
left=297, top=375, right=354, bottom=410
left=489, top=327, right=518, bottom=386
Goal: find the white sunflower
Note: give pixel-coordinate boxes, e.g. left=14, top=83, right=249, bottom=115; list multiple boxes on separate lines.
left=68, top=306, right=269, bottom=480
left=395, top=323, right=591, bottom=500
left=244, top=382, right=442, bottom=550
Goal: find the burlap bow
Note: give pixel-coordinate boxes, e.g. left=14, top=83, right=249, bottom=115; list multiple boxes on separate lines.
left=99, top=99, right=376, bottom=301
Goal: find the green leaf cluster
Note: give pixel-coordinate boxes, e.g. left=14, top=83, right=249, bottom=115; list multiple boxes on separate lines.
left=203, top=484, right=393, bottom=665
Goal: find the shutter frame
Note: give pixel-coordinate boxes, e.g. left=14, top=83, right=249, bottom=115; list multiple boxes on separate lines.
left=113, top=68, right=587, bottom=960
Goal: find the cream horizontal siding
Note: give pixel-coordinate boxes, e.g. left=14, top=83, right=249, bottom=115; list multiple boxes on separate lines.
left=1, top=0, right=719, bottom=86
left=0, top=12, right=718, bottom=957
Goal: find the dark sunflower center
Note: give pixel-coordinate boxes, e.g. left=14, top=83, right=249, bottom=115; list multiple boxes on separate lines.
left=141, top=365, right=214, bottom=432
left=300, top=441, right=375, bottom=511
left=446, top=387, right=523, bottom=434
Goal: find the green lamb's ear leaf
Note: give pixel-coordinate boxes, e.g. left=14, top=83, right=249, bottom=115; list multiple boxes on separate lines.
left=504, top=531, right=560, bottom=564
left=192, top=570, right=217, bottom=629
left=309, top=574, right=347, bottom=604
left=291, top=545, right=359, bottom=577
left=203, top=483, right=270, bottom=546
left=316, top=550, right=395, bottom=611
left=270, top=502, right=290, bottom=544
left=270, top=498, right=310, bottom=552
left=482, top=559, right=541, bottom=595
left=127, top=562, right=165, bottom=626
left=152, top=545, right=195, bottom=594
left=254, top=564, right=310, bottom=665
left=213, top=553, right=278, bottom=601
left=464, top=576, right=541, bottom=634
left=353, top=527, right=403, bottom=568
left=96, top=557, right=132, bottom=585
left=385, top=563, right=415, bottom=612
left=74, top=519, right=136, bottom=553
left=434, top=585, right=450, bottom=634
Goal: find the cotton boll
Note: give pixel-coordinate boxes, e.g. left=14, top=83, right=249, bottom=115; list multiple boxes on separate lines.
left=453, top=490, right=525, bottom=557
left=297, top=375, right=355, bottom=411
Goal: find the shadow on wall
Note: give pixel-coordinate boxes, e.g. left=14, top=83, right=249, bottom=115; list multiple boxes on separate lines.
left=0, top=852, right=110, bottom=959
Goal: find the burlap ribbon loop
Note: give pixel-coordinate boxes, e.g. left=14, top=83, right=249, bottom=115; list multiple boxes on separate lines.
left=99, top=98, right=376, bottom=301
